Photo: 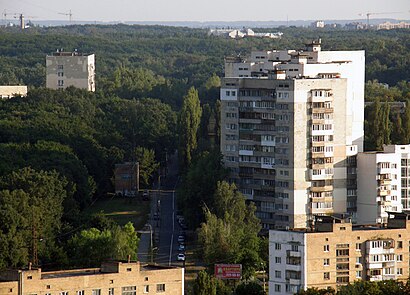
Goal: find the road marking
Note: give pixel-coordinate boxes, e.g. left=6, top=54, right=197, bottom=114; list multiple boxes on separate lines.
left=169, top=233, right=174, bottom=266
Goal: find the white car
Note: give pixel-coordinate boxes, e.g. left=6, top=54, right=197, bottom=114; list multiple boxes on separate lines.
left=177, top=253, right=185, bottom=261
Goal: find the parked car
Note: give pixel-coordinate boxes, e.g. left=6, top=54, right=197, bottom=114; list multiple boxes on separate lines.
left=142, top=190, right=149, bottom=200
left=177, top=253, right=185, bottom=261
left=178, top=244, right=185, bottom=252
left=177, top=235, right=185, bottom=243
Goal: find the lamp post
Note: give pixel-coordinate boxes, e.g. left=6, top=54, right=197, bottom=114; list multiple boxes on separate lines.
left=261, top=262, right=266, bottom=292
left=146, top=223, right=153, bottom=263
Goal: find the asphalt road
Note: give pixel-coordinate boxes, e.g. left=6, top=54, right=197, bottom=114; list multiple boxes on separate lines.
left=153, top=152, right=185, bottom=267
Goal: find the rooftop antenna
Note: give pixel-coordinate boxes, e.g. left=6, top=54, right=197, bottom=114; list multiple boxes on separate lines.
left=58, top=9, right=73, bottom=23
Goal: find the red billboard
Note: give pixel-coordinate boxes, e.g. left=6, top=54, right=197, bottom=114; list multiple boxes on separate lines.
left=214, top=264, right=242, bottom=279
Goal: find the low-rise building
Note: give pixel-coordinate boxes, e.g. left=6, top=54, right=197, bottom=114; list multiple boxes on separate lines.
left=0, top=86, right=27, bottom=99
left=377, top=21, right=410, bottom=30
left=114, top=162, right=139, bottom=197
left=0, top=261, right=184, bottom=295
left=269, top=213, right=410, bottom=294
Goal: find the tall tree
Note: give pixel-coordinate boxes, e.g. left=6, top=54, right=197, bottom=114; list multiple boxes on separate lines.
left=0, top=167, right=69, bottom=269
left=134, top=146, right=159, bottom=187
left=403, top=101, right=410, bottom=144
left=193, top=270, right=217, bottom=295
left=197, top=181, right=262, bottom=279
left=67, top=222, right=139, bottom=268
left=178, top=87, right=202, bottom=170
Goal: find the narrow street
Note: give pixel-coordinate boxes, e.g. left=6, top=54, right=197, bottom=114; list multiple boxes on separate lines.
left=137, top=152, right=183, bottom=266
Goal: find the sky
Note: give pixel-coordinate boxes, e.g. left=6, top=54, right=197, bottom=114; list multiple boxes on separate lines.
left=1, top=0, right=409, bottom=22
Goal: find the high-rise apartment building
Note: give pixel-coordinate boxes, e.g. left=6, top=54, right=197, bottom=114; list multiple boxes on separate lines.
left=355, top=144, right=410, bottom=224
left=269, top=213, right=410, bottom=295
left=46, top=50, right=95, bottom=92
left=220, top=40, right=365, bottom=229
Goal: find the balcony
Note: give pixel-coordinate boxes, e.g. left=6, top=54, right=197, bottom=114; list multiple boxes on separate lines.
left=310, top=185, right=333, bottom=192
left=369, top=275, right=383, bottom=282
left=288, top=278, right=301, bottom=285
left=287, top=250, right=301, bottom=258
left=286, top=264, right=302, bottom=272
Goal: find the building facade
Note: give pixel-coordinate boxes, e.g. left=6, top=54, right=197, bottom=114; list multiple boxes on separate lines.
left=355, top=145, right=410, bottom=224
left=357, top=152, right=402, bottom=224
left=220, top=40, right=365, bottom=229
left=0, top=86, right=27, bottom=99
left=269, top=213, right=410, bottom=295
left=114, top=162, right=139, bottom=197
left=46, top=50, right=95, bottom=92
left=0, top=261, right=183, bottom=295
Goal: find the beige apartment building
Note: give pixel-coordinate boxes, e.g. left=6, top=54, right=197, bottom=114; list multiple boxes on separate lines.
left=221, top=39, right=365, bottom=229
left=269, top=212, right=410, bottom=294
left=0, top=86, right=27, bottom=99
left=0, top=261, right=183, bottom=295
left=46, top=50, right=95, bottom=92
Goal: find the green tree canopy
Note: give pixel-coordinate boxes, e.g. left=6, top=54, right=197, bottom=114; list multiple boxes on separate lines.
left=178, top=86, right=202, bottom=170
left=0, top=167, right=69, bottom=269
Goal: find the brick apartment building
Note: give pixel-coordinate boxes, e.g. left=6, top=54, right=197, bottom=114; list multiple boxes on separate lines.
left=0, top=261, right=183, bottom=295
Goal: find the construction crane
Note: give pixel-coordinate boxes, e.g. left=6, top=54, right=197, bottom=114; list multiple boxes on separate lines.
left=12, top=13, right=37, bottom=30
left=58, top=9, right=73, bottom=23
left=358, top=12, right=402, bottom=28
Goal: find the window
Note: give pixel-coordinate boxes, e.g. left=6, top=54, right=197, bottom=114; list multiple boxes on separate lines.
left=324, top=272, right=330, bottom=280
left=77, top=291, right=84, bottom=295
left=58, top=80, right=64, bottom=86
left=143, top=285, right=149, bottom=293
left=145, top=277, right=149, bottom=281
left=324, top=245, right=329, bottom=252
left=324, top=258, right=330, bottom=266
left=397, top=254, right=403, bottom=262
left=356, top=271, right=362, bottom=278
left=275, top=270, right=281, bottom=278
left=275, top=243, right=281, bottom=250
left=156, top=284, right=165, bottom=292
left=60, top=292, right=69, bottom=295
left=275, top=257, right=281, bottom=264
left=274, top=284, right=281, bottom=292
left=397, top=268, right=403, bottom=275
left=126, top=268, right=132, bottom=271
left=122, top=286, right=136, bottom=295
left=27, top=276, right=32, bottom=280
left=356, top=243, right=361, bottom=251
left=397, top=241, right=403, bottom=249
left=92, top=290, right=101, bottom=295
left=291, top=244, right=299, bottom=251
left=108, top=288, right=114, bottom=295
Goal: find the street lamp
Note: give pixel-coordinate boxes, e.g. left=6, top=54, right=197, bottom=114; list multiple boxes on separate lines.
left=145, top=223, right=153, bottom=263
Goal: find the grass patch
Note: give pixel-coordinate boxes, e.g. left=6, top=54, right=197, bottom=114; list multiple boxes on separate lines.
left=86, top=196, right=150, bottom=229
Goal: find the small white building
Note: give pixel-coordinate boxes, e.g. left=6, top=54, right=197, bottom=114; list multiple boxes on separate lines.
left=311, top=21, right=325, bottom=28
left=46, top=50, right=95, bottom=92
left=0, top=85, right=27, bottom=99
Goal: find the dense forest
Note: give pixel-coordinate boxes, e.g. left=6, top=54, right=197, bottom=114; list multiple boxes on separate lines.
left=0, top=25, right=409, bottom=276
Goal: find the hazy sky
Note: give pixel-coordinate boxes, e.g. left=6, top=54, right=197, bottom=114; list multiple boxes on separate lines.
left=2, top=0, right=410, bottom=22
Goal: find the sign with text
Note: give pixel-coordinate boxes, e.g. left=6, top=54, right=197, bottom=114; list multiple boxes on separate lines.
left=214, top=264, right=242, bottom=279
